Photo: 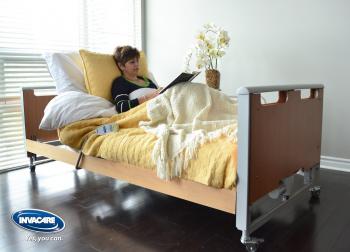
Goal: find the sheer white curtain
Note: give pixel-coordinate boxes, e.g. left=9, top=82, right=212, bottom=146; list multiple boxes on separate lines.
left=0, top=0, right=143, bottom=170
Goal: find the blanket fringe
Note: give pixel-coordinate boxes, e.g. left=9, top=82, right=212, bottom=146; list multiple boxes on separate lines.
left=159, top=124, right=237, bottom=180
left=151, top=124, right=170, bottom=180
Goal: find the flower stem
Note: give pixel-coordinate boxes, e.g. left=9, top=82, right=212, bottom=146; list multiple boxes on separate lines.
left=208, top=55, right=214, bottom=69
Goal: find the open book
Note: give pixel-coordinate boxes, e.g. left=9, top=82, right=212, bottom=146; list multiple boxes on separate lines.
left=159, top=71, right=200, bottom=94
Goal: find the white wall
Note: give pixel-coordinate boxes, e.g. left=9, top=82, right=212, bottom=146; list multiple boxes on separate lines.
left=145, top=0, right=350, bottom=159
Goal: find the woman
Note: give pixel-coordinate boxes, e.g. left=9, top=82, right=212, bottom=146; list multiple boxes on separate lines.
left=111, top=46, right=160, bottom=113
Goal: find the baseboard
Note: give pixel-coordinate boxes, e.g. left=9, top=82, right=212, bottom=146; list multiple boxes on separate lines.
left=321, top=156, right=350, bottom=172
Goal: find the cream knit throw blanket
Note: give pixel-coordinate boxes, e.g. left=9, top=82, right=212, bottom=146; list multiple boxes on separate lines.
left=140, top=83, right=238, bottom=180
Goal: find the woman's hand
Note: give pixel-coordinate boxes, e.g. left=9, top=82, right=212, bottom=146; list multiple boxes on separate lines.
left=138, top=90, right=159, bottom=104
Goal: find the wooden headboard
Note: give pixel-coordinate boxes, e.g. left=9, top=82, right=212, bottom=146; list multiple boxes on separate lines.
left=21, top=87, right=57, bottom=142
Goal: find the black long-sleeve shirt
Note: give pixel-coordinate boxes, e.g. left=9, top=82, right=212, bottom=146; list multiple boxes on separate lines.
left=111, top=76, right=158, bottom=113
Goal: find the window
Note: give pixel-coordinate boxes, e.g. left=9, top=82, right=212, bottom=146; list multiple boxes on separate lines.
left=0, top=0, right=143, bottom=171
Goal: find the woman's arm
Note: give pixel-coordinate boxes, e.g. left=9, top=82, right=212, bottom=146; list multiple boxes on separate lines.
left=111, top=77, right=160, bottom=113
left=111, top=79, right=140, bottom=113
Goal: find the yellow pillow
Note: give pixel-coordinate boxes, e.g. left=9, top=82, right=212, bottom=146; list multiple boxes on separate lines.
left=79, top=49, right=149, bottom=101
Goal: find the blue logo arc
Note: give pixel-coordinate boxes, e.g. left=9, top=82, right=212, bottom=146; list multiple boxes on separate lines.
left=12, top=209, right=65, bottom=233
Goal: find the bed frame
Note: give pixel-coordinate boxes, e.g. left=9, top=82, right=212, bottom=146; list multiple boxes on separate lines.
left=21, top=84, right=324, bottom=251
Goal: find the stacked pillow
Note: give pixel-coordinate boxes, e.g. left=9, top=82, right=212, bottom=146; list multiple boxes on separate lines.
left=79, top=49, right=149, bottom=101
left=42, top=49, right=152, bottom=130
left=39, top=91, right=116, bottom=130
left=45, top=49, right=150, bottom=100
left=43, top=52, right=87, bottom=93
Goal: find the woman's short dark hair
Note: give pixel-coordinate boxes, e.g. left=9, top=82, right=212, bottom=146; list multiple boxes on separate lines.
left=113, top=46, right=140, bottom=67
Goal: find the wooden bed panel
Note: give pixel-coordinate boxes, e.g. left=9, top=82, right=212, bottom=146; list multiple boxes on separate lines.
left=248, top=89, right=323, bottom=204
left=26, top=139, right=236, bottom=214
left=22, top=89, right=57, bottom=142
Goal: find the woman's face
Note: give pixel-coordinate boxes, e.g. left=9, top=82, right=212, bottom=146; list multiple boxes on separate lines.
left=119, top=57, right=139, bottom=76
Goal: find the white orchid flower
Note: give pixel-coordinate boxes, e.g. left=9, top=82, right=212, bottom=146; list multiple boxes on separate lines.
left=184, top=23, right=230, bottom=70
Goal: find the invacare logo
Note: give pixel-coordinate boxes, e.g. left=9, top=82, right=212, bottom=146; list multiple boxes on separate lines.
left=12, top=209, right=65, bottom=233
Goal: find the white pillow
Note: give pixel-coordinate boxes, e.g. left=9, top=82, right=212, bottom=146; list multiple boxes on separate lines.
left=43, top=52, right=87, bottom=93
left=40, top=91, right=117, bottom=130
left=148, top=71, right=158, bottom=87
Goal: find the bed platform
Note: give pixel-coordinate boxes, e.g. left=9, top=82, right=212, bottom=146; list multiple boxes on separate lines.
left=21, top=84, right=324, bottom=251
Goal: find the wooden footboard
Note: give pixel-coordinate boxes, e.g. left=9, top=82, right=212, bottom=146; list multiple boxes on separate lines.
left=248, top=88, right=323, bottom=203
left=236, top=84, right=324, bottom=241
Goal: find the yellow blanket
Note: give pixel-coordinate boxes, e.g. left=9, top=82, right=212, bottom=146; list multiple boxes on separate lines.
left=59, top=102, right=237, bottom=189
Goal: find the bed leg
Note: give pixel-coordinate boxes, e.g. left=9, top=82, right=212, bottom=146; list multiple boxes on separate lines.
left=29, top=154, right=36, bottom=172
left=304, top=166, right=321, bottom=199
left=75, top=151, right=84, bottom=170
left=241, top=230, right=264, bottom=252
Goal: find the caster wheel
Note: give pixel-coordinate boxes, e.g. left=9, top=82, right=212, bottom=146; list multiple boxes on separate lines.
left=310, top=186, right=320, bottom=199
left=245, top=243, right=259, bottom=252
left=282, top=194, right=290, bottom=201
left=243, top=237, right=263, bottom=252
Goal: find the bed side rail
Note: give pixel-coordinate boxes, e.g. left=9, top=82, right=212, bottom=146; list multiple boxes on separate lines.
left=21, top=86, right=57, bottom=142
left=237, top=84, right=324, bottom=95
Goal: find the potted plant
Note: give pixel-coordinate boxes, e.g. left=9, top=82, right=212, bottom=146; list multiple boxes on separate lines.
left=184, top=23, right=230, bottom=89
